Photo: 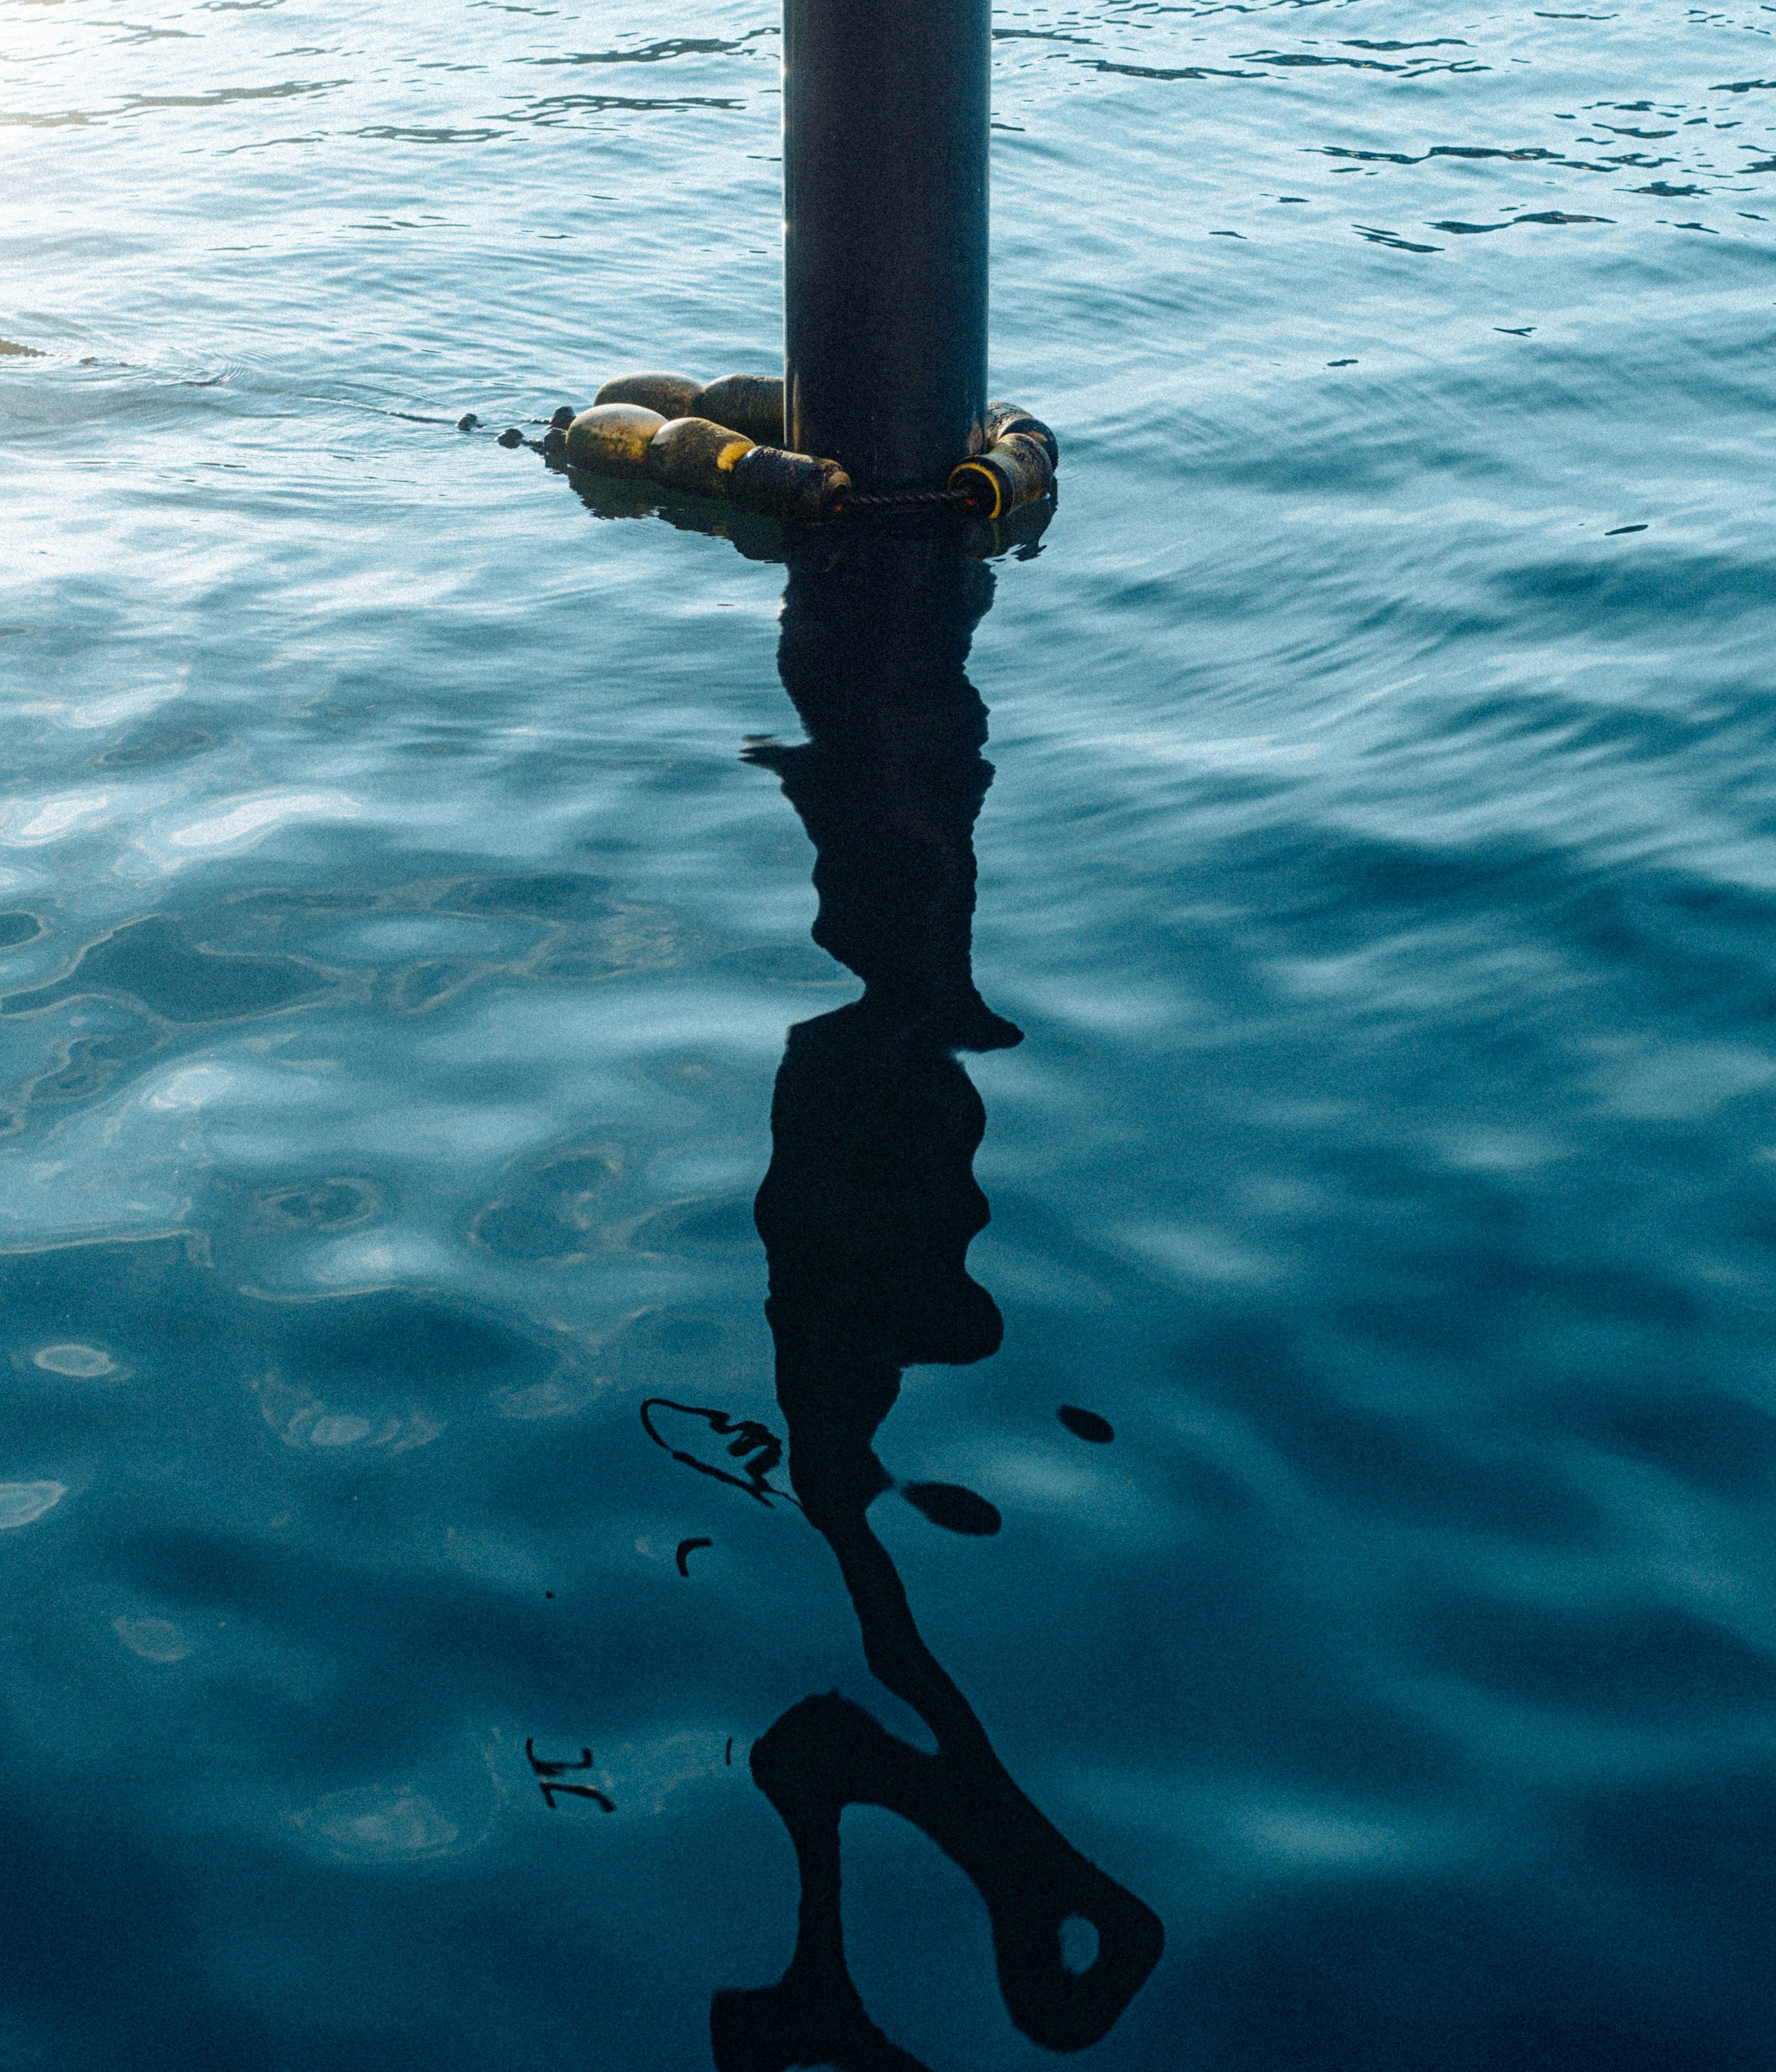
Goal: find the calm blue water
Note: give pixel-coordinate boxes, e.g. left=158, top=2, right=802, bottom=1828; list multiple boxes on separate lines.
left=5, top=0, right=1776, bottom=2066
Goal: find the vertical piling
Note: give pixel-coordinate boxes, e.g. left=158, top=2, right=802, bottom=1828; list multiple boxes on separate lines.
left=783, top=0, right=992, bottom=492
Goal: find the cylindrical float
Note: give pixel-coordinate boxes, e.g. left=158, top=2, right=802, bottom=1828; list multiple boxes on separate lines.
left=645, top=416, right=756, bottom=500
left=947, top=431, right=1054, bottom=520
left=980, top=403, right=1058, bottom=472
left=731, top=444, right=850, bottom=523
left=783, top=0, right=991, bottom=493
left=564, top=402, right=667, bottom=475
left=696, top=375, right=786, bottom=448
left=594, top=371, right=702, bottom=419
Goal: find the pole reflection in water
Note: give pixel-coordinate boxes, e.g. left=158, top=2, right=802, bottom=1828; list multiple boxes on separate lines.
left=713, top=523, right=1164, bottom=2072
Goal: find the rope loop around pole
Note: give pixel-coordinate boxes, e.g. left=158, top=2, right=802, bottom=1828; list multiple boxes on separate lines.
left=469, top=375, right=1059, bottom=526
left=836, top=486, right=980, bottom=515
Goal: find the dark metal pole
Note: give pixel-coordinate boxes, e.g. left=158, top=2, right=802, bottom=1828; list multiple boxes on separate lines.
left=783, top=0, right=991, bottom=492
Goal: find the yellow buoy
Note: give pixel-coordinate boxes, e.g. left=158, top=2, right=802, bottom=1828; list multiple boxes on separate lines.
left=946, top=430, right=1054, bottom=520
left=592, top=371, right=703, bottom=419
left=981, top=402, right=1059, bottom=471
left=730, top=445, right=851, bottom=522
left=645, top=416, right=756, bottom=500
left=693, top=375, right=786, bottom=448
left=565, top=402, right=668, bottom=475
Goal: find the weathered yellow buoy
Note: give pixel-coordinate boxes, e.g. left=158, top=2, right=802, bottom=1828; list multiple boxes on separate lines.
left=694, top=375, right=786, bottom=449
left=730, top=444, right=850, bottom=522
left=947, top=429, right=1054, bottom=519
left=980, top=402, right=1059, bottom=471
left=645, top=416, right=756, bottom=500
left=513, top=371, right=1057, bottom=527
left=565, top=402, right=668, bottom=475
left=593, top=371, right=702, bottom=419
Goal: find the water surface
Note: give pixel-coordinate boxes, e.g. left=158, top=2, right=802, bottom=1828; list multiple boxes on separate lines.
left=3, top=0, right=1776, bottom=2066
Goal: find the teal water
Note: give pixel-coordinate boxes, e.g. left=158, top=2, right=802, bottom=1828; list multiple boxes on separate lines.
left=4, top=0, right=1776, bottom=2066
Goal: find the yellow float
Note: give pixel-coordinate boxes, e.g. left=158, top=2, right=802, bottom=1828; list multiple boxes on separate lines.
left=539, top=370, right=1056, bottom=526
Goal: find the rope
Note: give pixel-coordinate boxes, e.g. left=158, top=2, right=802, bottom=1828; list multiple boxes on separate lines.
left=838, top=485, right=979, bottom=514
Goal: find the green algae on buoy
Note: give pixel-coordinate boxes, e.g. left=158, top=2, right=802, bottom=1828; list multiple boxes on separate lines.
left=593, top=370, right=702, bottom=419
left=644, top=415, right=756, bottom=500
left=565, top=402, right=667, bottom=475
left=694, top=375, right=786, bottom=448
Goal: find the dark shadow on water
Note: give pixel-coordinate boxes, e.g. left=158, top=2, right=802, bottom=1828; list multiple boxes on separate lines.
left=707, top=521, right=1163, bottom=2071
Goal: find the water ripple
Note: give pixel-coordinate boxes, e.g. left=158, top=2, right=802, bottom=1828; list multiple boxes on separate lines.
left=4, top=0, right=1775, bottom=2062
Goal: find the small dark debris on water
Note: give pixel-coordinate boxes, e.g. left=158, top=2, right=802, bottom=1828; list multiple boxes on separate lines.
left=1606, top=524, right=1648, bottom=535
left=526, top=1739, right=615, bottom=1811
left=1058, top=1405, right=1115, bottom=1444
left=1495, top=326, right=1536, bottom=335
left=726, top=1738, right=734, bottom=1766
left=676, top=1536, right=713, bottom=1576
left=545, top=1590, right=555, bottom=1599
left=528, top=1740, right=592, bottom=1776
left=901, top=1482, right=1002, bottom=1536
left=549, top=404, right=576, bottom=429
left=1327, top=358, right=1357, bottom=366
left=539, top=1780, right=614, bottom=1812
left=456, top=412, right=479, bottom=431
left=640, top=1399, right=790, bottom=1508
left=497, top=426, right=524, bottom=448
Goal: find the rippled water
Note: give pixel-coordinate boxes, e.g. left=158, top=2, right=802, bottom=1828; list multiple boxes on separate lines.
left=5, top=0, right=1776, bottom=2066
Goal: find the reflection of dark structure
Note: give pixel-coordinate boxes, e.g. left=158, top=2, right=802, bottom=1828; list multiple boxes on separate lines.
left=715, top=528, right=1163, bottom=2072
